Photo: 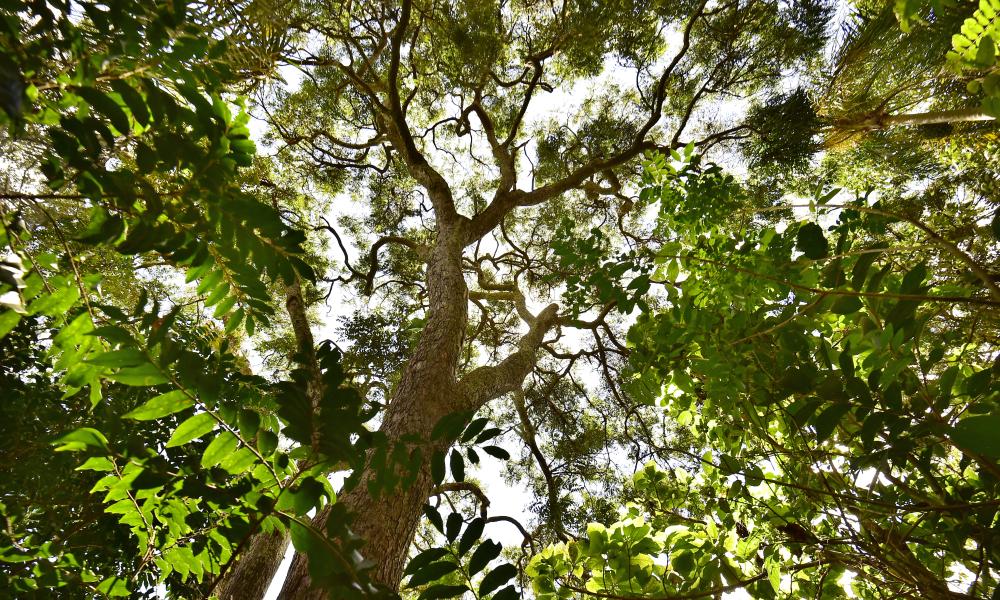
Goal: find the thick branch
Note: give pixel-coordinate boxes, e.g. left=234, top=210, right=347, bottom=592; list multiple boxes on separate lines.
left=431, top=482, right=490, bottom=518
left=463, top=1, right=708, bottom=245
left=382, top=0, right=460, bottom=226
left=362, top=235, right=428, bottom=294
left=456, top=303, right=559, bottom=411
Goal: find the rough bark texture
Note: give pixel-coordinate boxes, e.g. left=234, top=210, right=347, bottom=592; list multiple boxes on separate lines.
left=274, top=223, right=560, bottom=598
left=214, top=529, right=289, bottom=600
left=278, top=230, right=473, bottom=598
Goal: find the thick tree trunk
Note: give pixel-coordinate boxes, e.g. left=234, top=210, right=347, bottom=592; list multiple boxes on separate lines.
left=279, top=230, right=472, bottom=598
left=214, top=529, right=289, bottom=600
left=834, top=106, right=995, bottom=132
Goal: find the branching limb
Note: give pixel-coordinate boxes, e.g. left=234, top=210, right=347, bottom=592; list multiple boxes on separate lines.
left=431, top=482, right=490, bottom=518
left=513, top=389, right=569, bottom=542
left=457, top=303, right=560, bottom=411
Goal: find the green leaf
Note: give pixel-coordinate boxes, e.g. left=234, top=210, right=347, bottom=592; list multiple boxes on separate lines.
left=257, top=430, right=279, bottom=457
left=482, top=445, right=510, bottom=460
left=766, top=557, right=781, bottom=593
left=831, top=296, right=863, bottom=315
left=446, top=512, right=463, bottom=542
left=432, top=411, right=471, bottom=440
left=431, top=450, right=446, bottom=485
left=951, top=415, right=1000, bottom=458
left=813, top=403, right=852, bottom=442
left=418, top=585, right=468, bottom=600
left=53, top=427, right=109, bottom=452
left=458, top=517, right=485, bottom=557
left=75, top=456, right=115, bottom=471
left=462, top=417, right=489, bottom=442
left=405, top=548, right=450, bottom=576
left=107, top=363, right=168, bottom=386
left=201, top=431, right=239, bottom=468
left=27, top=284, right=79, bottom=316
left=0, top=311, right=21, bottom=339
left=95, top=576, right=130, bottom=597
left=77, top=87, right=130, bottom=134
left=219, top=447, right=257, bottom=474
left=491, top=585, right=519, bottom=600
left=480, top=564, right=517, bottom=597
left=976, top=33, right=996, bottom=66
left=90, top=325, right=137, bottom=346
left=450, top=449, right=465, bottom=482
left=123, top=390, right=193, bottom=420
left=110, top=80, right=150, bottom=126
left=424, top=504, right=444, bottom=533
left=408, top=561, right=459, bottom=587
left=85, top=348, right=150, bottom=368
left=900, top=261, right=927, bottom=294
left=469, top=540, right=502, bottom=576
left=796, top=223, right=829, bottom=259
left=166, top=413, right=216, bottom=447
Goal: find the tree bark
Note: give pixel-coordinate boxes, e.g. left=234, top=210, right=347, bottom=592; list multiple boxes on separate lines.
left=279, top=228, right=472, bottom=598
left=214, top=528, right=289, bottom=600
left=834, top=106, right=995, bottom=132
left=211, top=279, right=320, bottom=599
left=273, top=222, right=561, bottom=597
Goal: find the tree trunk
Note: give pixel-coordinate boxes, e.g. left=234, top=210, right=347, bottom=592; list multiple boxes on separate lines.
left=211, top=279, right=321, bottom=599
left=279, top=229, right=472, bottom=598
left=833, top=106, right=995, bottom=132
left=214, top=529, right=290, bottom=600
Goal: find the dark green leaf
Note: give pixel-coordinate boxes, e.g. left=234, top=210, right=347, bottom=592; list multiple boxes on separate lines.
left=482, top=446, right=510, bottom=460
left=450, top=449, right=465, bottom=482
left=408, top=561, right=459, bottom=587
left=431, top=450, right=446, bottom=485
left=424, top=504, right=444, bottom=533
left=418, top=584, right=468, bottom=600
left=458, top=517, right=484, bottom=557
left=796, top=223, right=828, bottom=259
left=469, top=540, right=502, bottom=576
left=490, top=585, right=519, bottom=600
left=812, top=403, right=852, bottom=442
left=445, top=512, right=462, bottom=542
left=480, top=564, right=517, bottom=597
left=831, top=296, right=863, bottom=315
left=951, top=415, right=1000, bottom=459
left=77, top=87, right=130, bottom=134
left=900, top=261, right=927, bottom=294
left=405, top=548, right=450, bottom=576
left=461, top=417, right=489, bottom=443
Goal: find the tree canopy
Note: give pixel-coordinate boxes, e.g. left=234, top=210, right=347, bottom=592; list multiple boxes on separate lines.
left=1, top=0, right=999, bottom=599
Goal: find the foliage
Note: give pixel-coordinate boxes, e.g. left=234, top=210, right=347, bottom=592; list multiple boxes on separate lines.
left=0, top=0, right=377, bottom=596
left=2, top=0, right=999, bottom=599
left=524, top=148, right=1000, bottom=598
left=950, top=0, right=1000, bottom=116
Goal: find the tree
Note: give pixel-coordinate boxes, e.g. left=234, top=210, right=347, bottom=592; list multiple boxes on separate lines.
left=2, top=0, right=999, bottom=599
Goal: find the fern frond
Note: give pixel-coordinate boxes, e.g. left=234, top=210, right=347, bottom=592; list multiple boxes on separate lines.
left=947, top=0, right=1000, bottom=67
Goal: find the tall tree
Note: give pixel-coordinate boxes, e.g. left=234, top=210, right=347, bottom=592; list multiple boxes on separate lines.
left=230, top=0, right=832, bottom=596
left=3, top=1, right=999, bottom=599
